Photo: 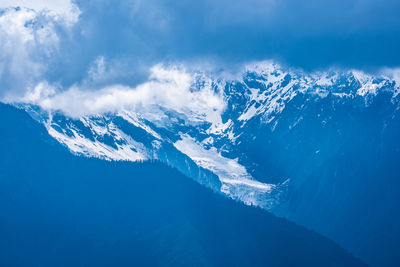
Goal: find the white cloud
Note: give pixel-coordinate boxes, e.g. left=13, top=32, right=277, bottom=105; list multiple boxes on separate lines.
left=22, top=64, right=227, bottom=125
left=0, top=0, right=80, bottom=25
left=381, top=68, right=400, bottom=86
left=380, top=67, right=400, bottom=97
left=0, top=7, right=59, bottom=99
left=0, top=6, right=226, bottom=123
left=0, top=2, right=80, bottom=100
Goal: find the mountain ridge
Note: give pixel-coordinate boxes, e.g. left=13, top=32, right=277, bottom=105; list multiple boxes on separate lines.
left=15, top=61, right=400, bottom=266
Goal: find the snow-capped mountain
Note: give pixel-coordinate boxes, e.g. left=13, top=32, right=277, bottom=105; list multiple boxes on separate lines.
left=20, top=62, right=400, bottom=206
left=19, top=62, right=400, bottom=266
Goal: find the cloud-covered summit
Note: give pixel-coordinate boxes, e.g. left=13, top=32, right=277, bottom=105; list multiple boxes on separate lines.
left=0, top=0, right=399, bottom=108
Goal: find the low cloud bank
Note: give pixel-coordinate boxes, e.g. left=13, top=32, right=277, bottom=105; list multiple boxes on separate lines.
left=21, top=64, right=226, bottom=125
left=0, top=1, right=399, bottom=120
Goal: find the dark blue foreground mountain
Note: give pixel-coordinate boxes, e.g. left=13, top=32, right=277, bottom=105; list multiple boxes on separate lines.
left=0, top=103, right=365, bottom=266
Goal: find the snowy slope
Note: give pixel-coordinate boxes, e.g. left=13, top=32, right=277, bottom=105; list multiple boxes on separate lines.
left=20, top=62, right=400, bottom=209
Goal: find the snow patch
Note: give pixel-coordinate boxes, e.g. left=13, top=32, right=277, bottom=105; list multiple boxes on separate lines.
left=174, top=134, right=277, bottom=207
left=46, top=114, right=148, bottom=161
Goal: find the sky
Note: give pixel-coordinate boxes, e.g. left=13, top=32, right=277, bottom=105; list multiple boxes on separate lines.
left=66, top=0, right=400, bottom=70
left=0, top=0, right=399, bottom=112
